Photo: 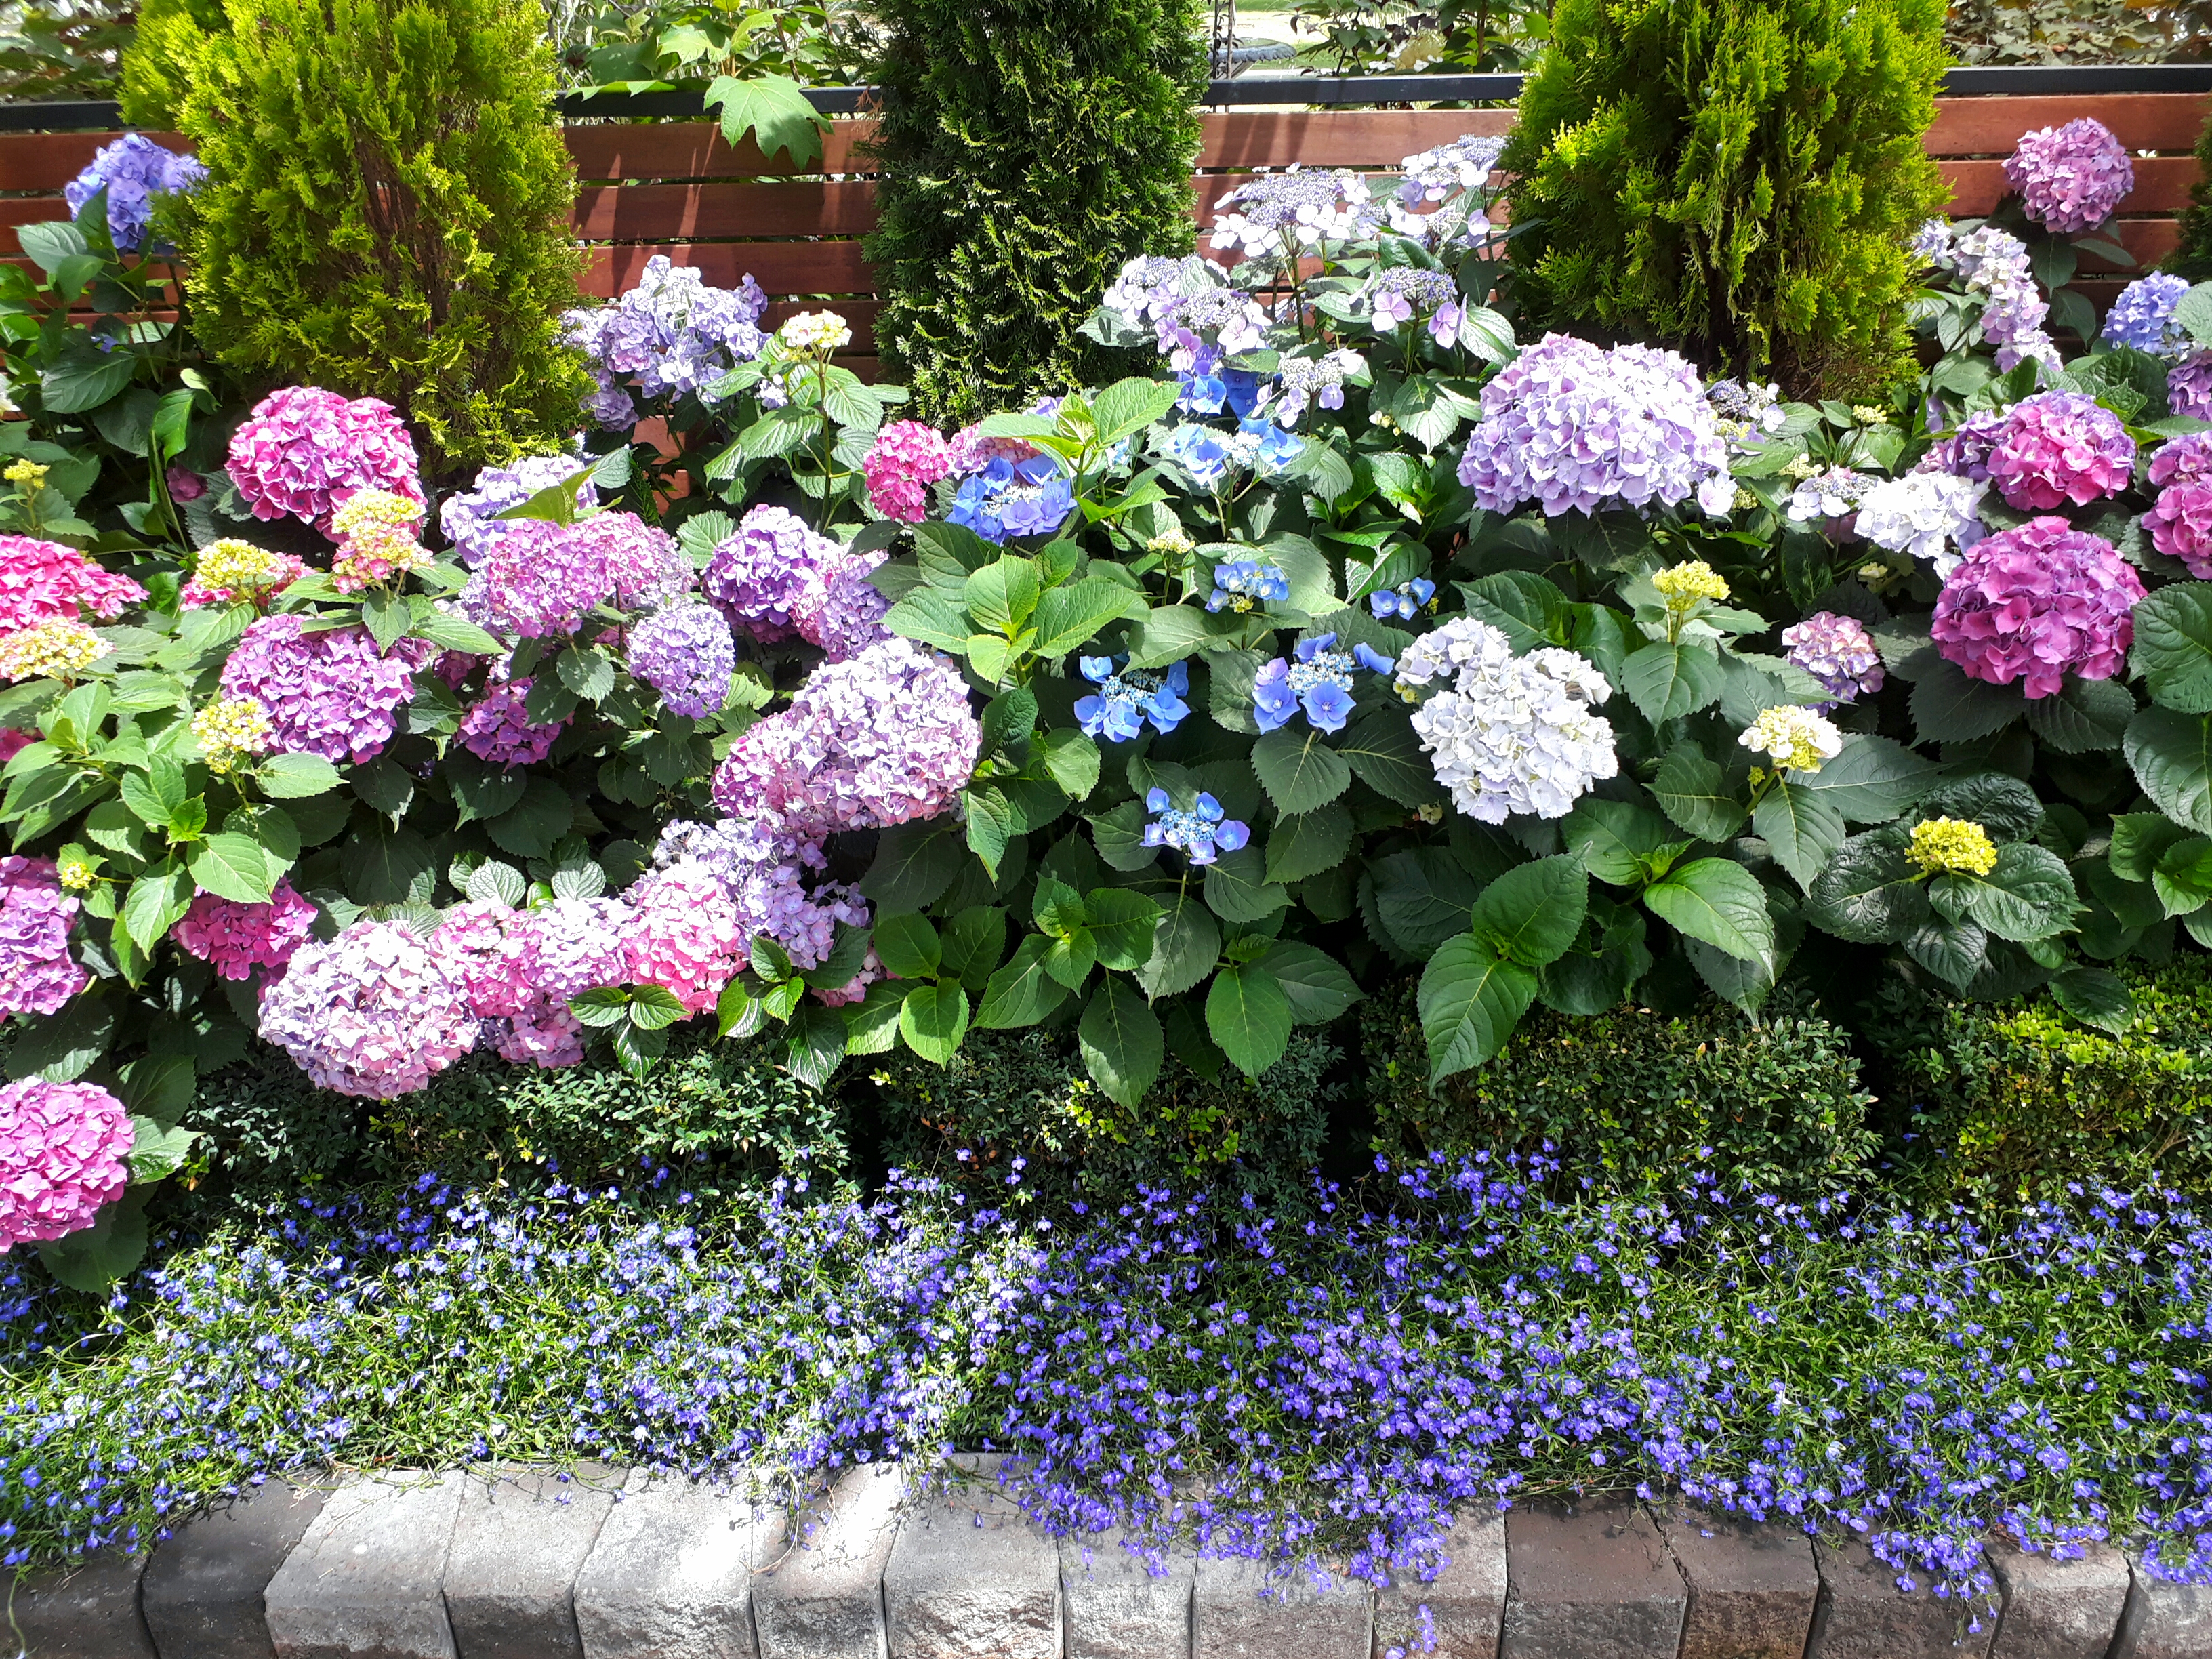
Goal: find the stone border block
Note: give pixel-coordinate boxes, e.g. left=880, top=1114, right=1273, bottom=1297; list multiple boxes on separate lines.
left=1371, top=1513, right=1505, bottom=1659
left=5, top=1551, right=155, bottom=1658
left=140, top=1484, right=327, bottom=1659
left=2111, top=1554, right=2212, bottom=1659
left=1987, top=1540, right=2129, bottom=1659
left=1650, top=1504, right=1818, bottom=1659
left=1807, top=1538, right=1993, bottom=1659
left=751, top=1464, right=904, bottom=1659
left=1502, top=1499, right=1685, bottom=1659
left=573, top=1468, right=777, bottom=1659
left=1192, top=1554, right=1372, bottom=1659
left=1058, top=1530, right=1193, bottom=1659
left=883, top=1458, right=1059, bottom=1659
left=264, top=1472, right=464, bottom=1659
left=443, top=1471, right=615, bottom=1659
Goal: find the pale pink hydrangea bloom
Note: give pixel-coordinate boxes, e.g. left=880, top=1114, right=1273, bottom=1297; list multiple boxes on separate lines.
left=620, top=863, right=747, bottom=1014
left=257, top=920, right=476, bottom=1099
left=0, top=1078, right=133, bottom=1248
left=516, top=897, right=629, bottom=1001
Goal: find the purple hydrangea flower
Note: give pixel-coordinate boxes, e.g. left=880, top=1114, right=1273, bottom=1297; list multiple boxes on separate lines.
left=2145, top=432, right=2212, bottom=577
left=1076, top=657, right=1190, bottom=742
left=1985, top=391, right=2135, bottom=512
left=0, top=854, right=86, bottom=1017
left=701, top=505, right=835, bottom=640
left=2005, top=119, right=2134, bottom=234
left=946, top=455, right=1076, bottom=544
left=2171, top=352, right=2212, bottom=422
left=1931, top=518, right=2144, bottom=699
left=218, top=614, right=415, bottom=764
left=457, top=678, right=568, bottom=768
left=1206, top=560, right=1290, bottom=613
left=258, top=920, right=476, bottom=1099
left=62, top=133, right=206, bottom=255
left=2102, top=272, right=2193, bottom=359
left=630, top=600, right=736, bottom=719
left=1252, top=633, right=1366, bottom=734
left=1781, top=612, right=1886, bottom=712
left=562, top=254, right=769, bottom=428
left=518, top=897, right=630, bottom=1001
left=1141, top=787, right=1250, bottom=865
left=438, top=451, right=599, bottom=568
left=1918, top=409, right=2011, bottom=484
left=792, top=545, right=892, bottom=662
left=459, top=519, right=613, bottom=640
left=568, top=512, right=693, bottom=611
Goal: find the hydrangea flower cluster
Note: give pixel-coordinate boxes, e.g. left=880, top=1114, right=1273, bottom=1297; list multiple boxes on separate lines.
left=1919, top=409, right=2010, bottom=486
left=1931, top=518, right=2143, bottom=699
left=1705, top=379, right=1785, bottom=445
left=563, top=254, right=769, bottom=429
left=1209, top=167, right=1378, bottom=255
left=257, top=920, right=478, bottom=1099
left=1457, top=334, right=1732, bottom=518
left=569, top=511, right=693, bottom=611
left=1253, top=633, right=1392, bottom=734
left=1855, top=471, right=1988, bottom=577
left=0, top=728, right=31, bottom=766
left=1264, top=350, right=1363, bottom=426
left=1101, top=254, right=1220, bottom=331
left=1076, top=657, right=1189, bottom=741
left=947, top=454, right=1076, bottom=544
left=1785, top=467, right=1874, bottom=524
left=1394, top=134, right=1505, bottom=209
left=226, top=386, right=424, bottom=533
left=629, top=600, right=736, bottom=720
left=1141, top=788, right=1250, bottom=865
left=0, top=536, right=145, bottom=634
left=190, top=696, right=274, bottom=773
left=1160, top=419, right=1302, bottom=489
left=1361, top=267, right=1458, bottom=332
left=459, top=519, right=612, bottom=640
left=0, top=1078, right=132, bottom=1249
left=2004, top=118, right=2134, bottom=234
left=2146, top=432, right=2212, bottom=576
left=457, top=678, right=567, bottom=768
left=863, top=421, right=955, bottom=523
left=518, top=897, right=630, bottom=1001
left=1397, top=618, right=1618, bottom=822
left=1738, top=705, right=1844, bottom=774
left=703, top=505, right=835, bottom=639
left=0, top=853, right=87, bottom=1017
left=2171, top=354, right=2212, bottom=423
left=711, top=638, right=981, bottom=842
left=1984, top=391, right=2135, bottom=512
left=0, top=617, right=106, bottom=682
left=438, top=452, right=597, bottom=568
left=1914, top=223, right=2060, bottom=377
left=62, top=133, right=206, bottom=255
left=1206, top=560, right=1289, bottom=613
left=173, top=880, right=316, bottom=981
left=651, top=817, right=866, bottom=979
left=178, top=540, right=306, bottom=609
left=218, top=615, right=415, bottom=764
left=620, top=863, right=749, bottom=1014
left=1908, top=816, right=2000, bottom=878
left=1650, top=559, right=1730, bottom=609
left=2102, top=272, right=2193, bottom=358
left=791, top=545, right=890, bottom=661
left=429, top=902, right=583, bottom=1069
left=328, top=489, right=430, bottom=593
left=1780, top=612, right=1886, bottom=711
left=1370, top=577, right=1436, bottom=621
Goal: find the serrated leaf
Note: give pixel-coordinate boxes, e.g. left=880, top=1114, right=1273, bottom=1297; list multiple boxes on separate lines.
left=2024, top=675, right=2135, bottom=752
left=1805, top=832, right=1928, bottom=943
left=1622, top=641, right=1724, bottom=725
left=187, top=832, right=279, bottom=904
left=466, top=861, right=529, bottom=908
left=1201, top=845, right=1289, bottom=924
left=2049, top=965, right=2135, bottom=1034
left=1338, top=705, right=1437, bottom=808
left=977, top=935, right=1071, bottom=1028
left=872, top=912, right=942, bottom=981
left=1205, top=962, right=1293, bottom=1078
left=1753, top=779, right=1846, bottom=890
left=1258, top=941, right=1361, bottom=1024
left=2125, top=706, right=2212, bottom=833
left=1079, top=976, right=1164, bottom=1107
left=255, top=753, right=342, bottom=799
left=1251, top=726, right=1353, bottom=815
left=1137, top=894, right=1220, bottom=998
left=899, top=981, right=970, bottom=1065
left=1265, top=800, right=1353, bottom=884
left=1418, top=937, right=1538, bottom=1084
left=1469, top=855, right=1586, bottom=968
left=558, top=644, right=617, bottom=703
left=1652, top=744, right=1746, bottom=841
left=1643, top=857, right=1775, bottom=968
left=1086, top=889, right=1162, bottom=970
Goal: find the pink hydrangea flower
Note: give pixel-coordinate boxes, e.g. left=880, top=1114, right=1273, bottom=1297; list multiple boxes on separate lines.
left=459, top=518, right=613, bottom=640
left=701, top=505, right=835, bottom=640
left=1, top=854, right=87, bottom=1017
left=2148, top=483, right=2212, bottom=577
left=863, top=420, right=954, bottom=522
left=428, top=900, right=537, bottom=1018
left=457, top=677, right=568, bottom=768
left=516, top=897, right=629, bottom=1000
left=710, top=637, right=980, bottom=840
left=1984, top=391, right=2135, bottom=512
left=0, top=1079, right=133, bottom=1248
left=1780, top=611, right=1885, bottom=712
left=0, top=535, right=145, bottom=634
left=226, top=385, right=424, bottom=533
left=173, top=879, right=316, bottom=981
left=490, top=989, right=584, bottom=1069
left=218, top=613, right=415, bottom=764
left=257, top=919, right=476, bottom=1099
left=2005, top=119, right=2134, bottom=234
left=0, top=729, right=32, bottom=766
left=569, top=511, right=693, bottom=611
left=792, top=546, right=891, bottom=661
left=1931, top=517, right=2143, bottom=699
left=621, top=863, right=747, bottom=1014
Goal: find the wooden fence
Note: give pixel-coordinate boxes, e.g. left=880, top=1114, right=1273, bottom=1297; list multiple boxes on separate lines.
left=0, top=91, right=2201, bottom=380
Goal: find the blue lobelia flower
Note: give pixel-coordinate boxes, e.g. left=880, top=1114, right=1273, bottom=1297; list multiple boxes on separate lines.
left=1074, top=657, right=1191, bottom=742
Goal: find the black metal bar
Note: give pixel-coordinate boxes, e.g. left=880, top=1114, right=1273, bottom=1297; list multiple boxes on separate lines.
left=1206, top=73, right=1523, bottom=103
left=1941, top=64, right=2212, bottom=94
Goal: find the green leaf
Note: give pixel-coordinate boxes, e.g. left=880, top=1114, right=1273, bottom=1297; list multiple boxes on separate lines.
left=1087, top=889, right=1163, bottom=970
left=127, top=1115, right=199, bottom=1182
left=1788, top=735, right=1935, bottom=824
left=964, top=786, right=1015, bottom=877
left=349, top=756, right=415, bottom=818
left=938, top=907, right=1007, bottom=992
left=568, top=988, right=632, bottom=1029
left=1091, top=376, right=1180, bottom=445
left=2135, top=585, right=2212, bottom=714
left=1251, top=726, right=1353, bottom=815
left=187, top=832, right=278, bottom=904
left=964, top=556, right=1042, bottom=636
left=977, top=935, right=1071, bottom=1028
left=1904, top=914, right=1989, bottom=989
left=1042, top=928, right=1099, bottom=989
left=1961, top=843, right=2080, bottom=941
left=611, top=1022, right=669, bottom=1078
left=1033, top=577, right=1145, bottom=657
left=7, top=994, right=112, bottom=1082
left=872, top=912, right=942, bottom=981
left=558, top=644, right=618, bottom=703
left=1089, top=800, right=1157, bottom=872
left=1469, top=855, right=1587, bottom=968
left=861, top=820, right=964, bottom=912
left=39, top=1191, right=148, bottom=1292
left=1337, top=705, right=1437, bottom=809
left=1622, top=641, right=1724, bottom=725
left=119, top=759, right=186, bottom=831
left=627, top=984, right=689, bottom=1031
left=360, top=592, right=409, bottom=654
left=2024, top=676, right=2136, bottom=752
left=1202, top=845, right=1290, bottom=924
left=2156, top=834, right=2212, bottom=916
left=1418, top=937, right=1538, bottom=1084
left=1753, top=779, right=1846, bottom=890
left=1205, top=963, right=1294, bottom=1078
left=2125, top=706, right=2212, bottom=834
left=1265, top=800, right=1353, bottom=884
left=1038, top=729, right=1102, bottom=800
left=1643, top=857, right=1775, bottom=968
left=1079, top=976, right=1164, bottom=1107
left=783, top=1002, right=848, bottom=1090
left=1805, top=832, right=1928, bottom=943
left=1652, top=744, right=1746, bottom=841
left=40, top=339, right=136, bottom=415
left=704, top=70, right=829, bottom=167
left=1563, top=798, right=1679, bottom=886
left=2049, top=965, right=2136, bottom=1035
left=1911, top=659, right=2022, bottom=743
left=838, top=981, right=904, bottom=1054
left=1137, top=895, right=1221, bottom=998
left=121, top=860, right=192, bottom=951
left=466, top=860, right=529, bottom=909
left=1258, top=941, right=1361, bottom=1024
left=1368, top=846, right=1480, bottom=956
left=340, top=819, right=433, bottom=905
left=255, top=753, right=342, bottom=800
left=898, top=982, right=970, bottom=1066
left=485, top=779, right=575, bottom=859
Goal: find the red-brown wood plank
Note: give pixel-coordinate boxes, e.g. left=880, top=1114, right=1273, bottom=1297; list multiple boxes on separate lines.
left=563, top=121, right=876, bottom=183
left=2094, top=217, right=2179, bottom=270
left=583, top=239, right=875, bottom=299
left=1940, top=155, right=2197, bottom=216
left=1928, top=94, right=2207, bottom=156
left=571, top=179, right=878, bottom=241
left=0, top=129, right=186, bottom=192
left=1197, top=108, right=1512, bottom=170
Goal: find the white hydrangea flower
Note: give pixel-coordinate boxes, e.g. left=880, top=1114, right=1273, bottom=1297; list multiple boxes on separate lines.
left=1738, top=705, right=1844, bottom=775
left=1393, top=614, right=1515, bottom=695
left=1854, top=471, right=1988, bottom=577
left=1404, top=620, right=1619, bottom=823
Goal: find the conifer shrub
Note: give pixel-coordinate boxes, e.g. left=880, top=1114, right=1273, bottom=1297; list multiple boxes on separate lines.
left=156, top=0, right=588, bottom=474
left=117, top=0, right=227, bottom=127
left=862, top=0, right=1207, bottom=423
left=2168, top=112, right=2212, bottom=281
left=1496, top=0, right=1950, bottom=400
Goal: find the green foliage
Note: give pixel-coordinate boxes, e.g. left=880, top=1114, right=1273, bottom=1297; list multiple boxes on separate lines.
left=861, top=0, right=1207, bottom=422
left=1364, top=977, right=1878, bottom=1194
left=1497, top=0, right=1950, bottom=399
left=0, top=1, right=142, bottom=101
left=2169, top=108, right=2212, bottom=283
left=161, top=0, right=590, bottom=474
left=117, top=0, right=228, bottom=125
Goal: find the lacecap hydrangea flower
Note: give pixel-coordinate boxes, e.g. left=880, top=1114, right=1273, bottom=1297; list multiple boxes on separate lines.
left=62, top=132, right=206, bottom=255
left=1457, top=334, right=1732, bottom=518
left=1076, top=657, right=1189, bottom=742
left=947, top=454, right=1077, bottom=544
left=621, top=863, right=748, bottom=1015
left=459, top=519, right=613, bottom=640
left=1209, top=167, right=1378, bottom=255
left=1252, top=633, right=1393, bottom=735
left=1370, top=577, right=1435, bottom=621
left=173, top=880, right=316, bottom=981
left=1398, top=618, right=1618, bottom=822
left=2005, top=118, right=2134, bottom=234
left=0, top=535, right=145, bottom=633
left=457, top=677, right=568, bottom=768
left=1854, top=472, right=1988, bottom=578
left=1781, top=612, right=1885, bottom=711
left=1931, top=518, right=2143, bottom=699
left=1985, top=390, right=2136, bottom=512
left=438, top=451, right=598, bottom=568
left=1207, top=560, right=1289, bottom=613
left=563, top=254, right=768, bottom=429
left=629, top=600, right=736, bottom=720
left=1738, top=705, right=1844, bottom=774
left=1142, top=789, right=1249, bottom=865
left=226, top=385, right=424, bottom=533
left=569, top=511, right=693, bottom=612
left=1264, top=349, right=1364, bottom=426
left=2104, top=273, right=2194, bottom=359
left=0, top=1078, right=133, bottom=1249
left=219, top=615, right=415, bottom=764
left=1101, top=254, right=1220, bottom=332
left=1786, top=467, right=1873, bottom=524
left=2147, top=432, right=2212, bottom=577
left=178, top=539, right=306, bottom=609
left=702, top=504, right=834, bottom=640
left=863, top=421, right=954, bottom=523
left=258, top=920, right=477, bottom=1099
left=0, top=619, right=108, bottom=683
left=0, top=854, right=87, bottom=1016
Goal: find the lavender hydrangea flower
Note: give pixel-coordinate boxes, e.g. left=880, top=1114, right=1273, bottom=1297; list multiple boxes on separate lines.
left=218, top=615, right=415, bottom=764
left=438, top=450, right=598, bottom=568
left=1920, top=224, right=2061, bottom=377
left=1786, top=467, right=1874, bottom=524
left=1141, top=788, right=1250, bottom=865
left=792, top=545, right=892, bottom=661
left=1076, top=657, right=1190, bottom=742
left=1781, top=612, right=1886, bottom=712
left=518, top=897, right=630, bottom=1000
left=567, top=512, right=693, bottom=612
left=2171, top=353, right=2212, bottom=422
left=1264, top=349, right=1364, bottom=426
left=946, top=455, right=1076, bottom=545
left=459, top=519, right=613, bottom=640
left=1101, top=253, right=1221, bottom=332
left=630, top=599, right=736, bottom=719
left=1931, top=518, right=2143, bottom=699
left=651, top=817, right=872, bottom=978
left=2005, top=119, right=2134, bottom=234
left=258, top=920, right=476, bottom=1099
left=563, top=254, right=769, bottom=428
left=1361, top=266, right=1458, bottom=332
left=62, top=133, right=206, bottom=255
left=2103, top=272, right=2193, bottom=359
left=1252, top=633, right=1373, bottom=734
left=1209, top=167, right=1377, bottom=256
left=702, top=505, right=836, bottom=638
left=1855, top=472, right=1987, bottom=578
left=1986, top=391, right=2136, bottom=512
left=0, top=854, right=86, bottom=1017
left=1918, top=409, right=2011, bottom=485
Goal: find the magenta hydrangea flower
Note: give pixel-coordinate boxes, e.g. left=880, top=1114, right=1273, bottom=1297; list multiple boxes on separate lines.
left=569, top=511, right=693, bottom=611
left=2171, top=354, right=2212, bottom=423
left=258, top=920, right=476, bottom=1099
left=1931, top=518, right=2144, bottom=699
left=0, top=854, right=86, bottom=1017
left=516, top=897, right=628, bottom=1001
left=0, top=1079, right=133, bottom=1248
left=0, top=729, right=30, bottom=767
left=1781, top=612, right=1885, bottom=712
left=457, top=677, right=568, bottom=768
left=173, top=880, right=316, bottom=981
left=226, top=386, right=424, bottom=533
left=863, top=421, right=955, bottom=523
left=629, top=600, right=735, bottom=719
left=438, top=451, right=599, bottom=568
left=0, top=536, right=145, bottom=634
left=218, top=614, right=415, bottom=764
left=701, top=505, right=834, bottom=640
left=2145, top=433, right=2212, bottom=577
left=710, top=638, right=980, bottom=841
left=457, top=518, right=613, bottom=640
left=1917, top=409, right=2010, bottom=485
left=2005, top=119, right=2134, bottom=234
left=429, top=900, right=537, bottom=1018
left=1984, top=391, right=2135, bottom=512
left=792, top=547, right=891, bottom=661
left=621, top=863, right=747, bottom=1014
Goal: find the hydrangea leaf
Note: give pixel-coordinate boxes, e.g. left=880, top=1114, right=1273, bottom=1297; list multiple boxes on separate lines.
left=1563, top=796, right=1679, bottom=886
left=2131, top=586, right=2212, bottom=714
left=5, top=993, right=113, bottom=1082
left=1087, top=890, right=1163, bottom=971
left=1961, top=844, right=2081, bottom=943
left=1644, top=857, right=1775, bottom=968
left=1079, top=976, right=1164, bottom=1108
left=2024, top=675, right=2137, bottom=753
left=1252, top=726, right=1353, bottom=815
left=1336, top=707, right=1437, bottom=810
left=1909, top=658, right=2022, bottom=744
left=483, top=778, right=573, bottom=860
left=1088, top=800, right=1158, bottom=872
left=254, top=753, right=342, bottom=800
left=1205, top=962, right=1293, bottom=1078
left=1652, top=743, right=1746, bottom=842
left=1265, top=800, right=1353, bottom=886
left=2125, top=706, right=2212, bottom=834
left=938, top=907, right=1008, bottom=992
left=977, top=935, right=1071, bottom=1029
left=872, top=913, right=943, bottom=981
left=1136, top=895, right=1221, bottom=1000
left=1787, top=735, right=1934, bottom=825
left=38, top=1190, right=148, bottom=1294
left=2154, top=836, right=2212, bottom=918
left=2049, top=964, right=2137, bottom=1034
left=1367, top=846, right=1481, bottom=958
left=1622, top=640, right=1725, bottom=726
left=1258, top=941, right=1361, bottom=1024
left=839, top=981, right=906, bottom=1054
left=1753, top=780, right=1845, bottom=891
left=1904, top=914, right=1990, bottom=989
left=1805, top=832, right=1927, bottom=943
left=1469, top=855, right=1587, bottom=969
left=860, top=820, right=964, bottom=913
left=1038, top=730, right=1101, bottom=801
left=897, top=982, right=970, bottom=1067
left=1418, top=935, right=1538, bottom=1084
left=1202, top=846, right=1289, bottom=925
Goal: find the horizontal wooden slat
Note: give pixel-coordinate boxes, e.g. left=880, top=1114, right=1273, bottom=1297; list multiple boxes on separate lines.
left=573, top=179, right=878, bottom=241
left=0, top=129, right=186, bottom=192
left=1940, top=155, right=2198, bottom=216
left=2096, top=217, right=2180, bottom=269
left=564, top=121, right=876, bottom=183
left=1927, top=93, right=2207, bottom=155
left=1197, top=108, right=1513, bottom=169
left=584, top=239, right=874, bottom=298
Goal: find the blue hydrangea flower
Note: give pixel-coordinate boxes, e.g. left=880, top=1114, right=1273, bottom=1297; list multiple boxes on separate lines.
left=2102, top=272, right=2193, bottom=359
left=1162, top=425, right=1235, bottom=488
left=946, top=455, right=1076, bottom=545
left=1238, top=417, right=1305, bottom=473
left=1141, top=787, right=1250, bottom=865
left=1369, top=578, right=1437, bottom=621
left=1206, top=560, right=1290, bottom=613
left=1175, top=344, right=1271, bottom=418
left=1251, top=632, right=1374, bottom=734
left=62, top=134, right=207, bottom=256
left=1074, top=657, right=1191, bottom=742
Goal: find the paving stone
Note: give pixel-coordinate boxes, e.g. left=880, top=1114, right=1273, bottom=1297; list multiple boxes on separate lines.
left=1192, top=1553, right=1372, bottom=1659
left=264, top=1472, right=464, bottom=1659
left=1371, top=1513, right=1506, bottom=1659
left=2110, top=1553, right=2212, bottom=1659
left=1057, top=1530, right=1193, bottom=1659
left=1650, top=1504, right=1818, bottom=1659
left=140, top=1484, right=327, bottom=1659
left=883, top=1458, right=1059, bottom=1659
left=752, top=1463, right=905, bottom=1659
left=1806, top=1538, right=1994, bottom=1659
left=442, top=1471, right=615, bottom=1659
left=573, top=1468, right=777, bottom=1659
left=5, top=1551, right=155, bottom=1658
left=1501, top=1498, right=1685, bottom=1659
left=1987, top=1541, right=2130, bottom=1659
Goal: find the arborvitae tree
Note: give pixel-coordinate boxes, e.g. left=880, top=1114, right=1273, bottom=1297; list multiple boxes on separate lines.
left=863, top=0, right=1207, bottom=423
left=1497, top=0, right=1950, bottom=401
left=117, top=0, right=228, bottom=127
left=2168, top=111, right=2212, bottom=281
left=157, top=0, right=588, bottom=474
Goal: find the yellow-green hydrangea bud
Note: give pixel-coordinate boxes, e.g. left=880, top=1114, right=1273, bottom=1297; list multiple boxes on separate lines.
left=191, top=696, right=274, bottom=773
left=1850, top=405, right=1887, bottom=426
left=56, top=857, right=94, bottom=890
left=1783, top=455, right=1820, bottom=481
left=5, top=458, right=49, bottom=488
left=194, top=539, right=291, bottom=596
left=0, top=618, right=108, bottom=682
left=1908, top=816, right=1999, bottom=878
left=1738, top=705, right=1843, bottom=775
left=1652, top=560, right=1732, bottom=606
left=777, top=310, right=852, bottom=354
left=1146, top=527, right=1196, bottom=558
